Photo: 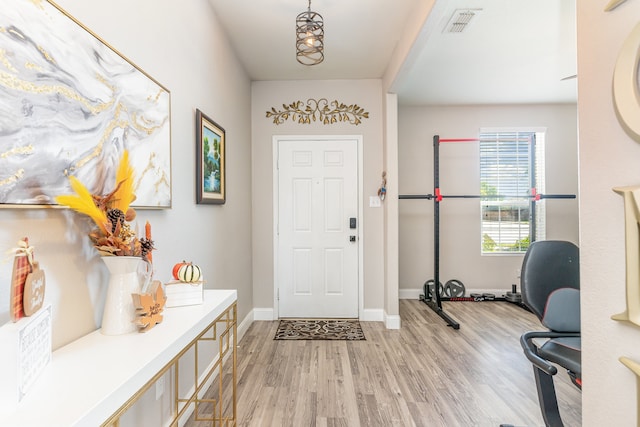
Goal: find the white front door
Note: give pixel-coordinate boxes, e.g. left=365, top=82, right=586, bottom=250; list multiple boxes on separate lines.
left=276, top=137, right=359, bottom=318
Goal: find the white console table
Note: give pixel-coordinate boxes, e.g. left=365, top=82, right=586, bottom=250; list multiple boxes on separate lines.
left=1, top=289, right=237, bottom=427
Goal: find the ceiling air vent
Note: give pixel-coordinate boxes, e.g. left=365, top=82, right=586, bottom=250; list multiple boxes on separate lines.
left=444, top=9, right=481, bottom=33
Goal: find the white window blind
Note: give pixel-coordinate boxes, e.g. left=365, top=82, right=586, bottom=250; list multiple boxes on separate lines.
left=479, top=131, right=546, bottom=254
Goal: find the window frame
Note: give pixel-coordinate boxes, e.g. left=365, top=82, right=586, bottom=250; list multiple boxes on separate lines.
left=479, top=128, right=546, bottom=255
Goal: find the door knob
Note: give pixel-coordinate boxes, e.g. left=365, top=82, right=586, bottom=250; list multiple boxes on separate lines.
left=349, top=236, right=356, bottom=242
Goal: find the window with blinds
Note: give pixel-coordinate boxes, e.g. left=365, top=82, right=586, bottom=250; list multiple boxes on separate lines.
left=479, top=130, right=546, bottom=254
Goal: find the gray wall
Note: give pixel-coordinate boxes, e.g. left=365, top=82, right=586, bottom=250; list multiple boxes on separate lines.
left=578, top=1, right=640, bottom=425
left=0, top=0, right=252, bottom=423
left=251, top=79, right=387, bottom=317
left=0, top=0, right=253, bottom=350
left=398, top=104, right=579, bottom=293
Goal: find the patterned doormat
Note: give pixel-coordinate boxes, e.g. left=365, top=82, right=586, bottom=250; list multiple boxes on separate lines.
left=274, top=319, right=366, bottom=341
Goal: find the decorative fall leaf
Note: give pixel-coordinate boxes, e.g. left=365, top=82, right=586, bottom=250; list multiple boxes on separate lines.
left=132, top=281, right=166, bottom=332
left=112, top=150, right=136, bottom=215
left=55, top=176, right=109, bottom=235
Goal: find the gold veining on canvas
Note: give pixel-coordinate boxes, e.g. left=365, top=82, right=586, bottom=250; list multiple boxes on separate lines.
left=132, top=111, right=165, bottom=136
left=0, top=49, right=18, bottom=73
left=0, top=169, right=25, bottom=187
left=28, top=0, right=46, bottom=10
left=0, top=72, right=114, bottom=115
left=134, top=152, right=155, bottom=195
left=25, top=62, right=43, bottom=72
left=154, top=171, right=170, bottom=195
left=133, top=152, right=170, bottom=198
left=71, top=104, right=129, bottom=170
left=147, top=88, right=164, bottom=103
left=1, top=145, right=34, bottom=159
left=36, top=44, right=56, bottom=64
left=96, top=73, right=116, bottom=92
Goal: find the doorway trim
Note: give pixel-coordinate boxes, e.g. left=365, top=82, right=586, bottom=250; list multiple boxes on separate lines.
left=272, top=135, right=364, bottom=319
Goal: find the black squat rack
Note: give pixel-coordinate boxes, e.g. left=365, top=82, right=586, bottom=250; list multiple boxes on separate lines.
left=399, top=135, right=576, bottom=329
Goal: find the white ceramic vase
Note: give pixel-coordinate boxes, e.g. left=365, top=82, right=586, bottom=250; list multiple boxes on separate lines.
left=101, top=256, right=150, bottom=335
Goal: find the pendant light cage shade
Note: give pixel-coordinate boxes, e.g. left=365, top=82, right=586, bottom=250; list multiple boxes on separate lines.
left=296, top=4, right=324, bottom=66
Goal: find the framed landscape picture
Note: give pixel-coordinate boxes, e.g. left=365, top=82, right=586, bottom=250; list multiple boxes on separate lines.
left=196, top=109, right=225, bottom=204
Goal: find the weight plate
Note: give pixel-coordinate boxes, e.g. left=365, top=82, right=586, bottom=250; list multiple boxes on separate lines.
left=423, top=280, right=432, bottom=298
left=424, top=279, right=444, bottom=297
left=470, top=293, right=483, bottom=301
left=505, top=292, right=522, bottom=303
left=443, top=279, right=466, bottom=297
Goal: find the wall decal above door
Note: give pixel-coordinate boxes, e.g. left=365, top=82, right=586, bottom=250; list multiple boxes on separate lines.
left=0, top=0, right=171, bottom=208
left=266, top=98, right=369, bottom=126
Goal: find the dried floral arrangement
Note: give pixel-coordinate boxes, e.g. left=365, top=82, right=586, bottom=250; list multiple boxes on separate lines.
left=55, top=151, right=154, bottom=258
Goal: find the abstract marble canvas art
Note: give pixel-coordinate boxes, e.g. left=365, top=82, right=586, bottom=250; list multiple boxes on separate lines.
left=0, top=0, right=171, bottom=207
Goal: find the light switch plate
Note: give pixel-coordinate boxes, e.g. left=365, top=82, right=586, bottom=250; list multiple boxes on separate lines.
left=369, top=196, right=381, bottom=208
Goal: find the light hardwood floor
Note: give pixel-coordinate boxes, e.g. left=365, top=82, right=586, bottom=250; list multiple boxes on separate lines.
left=188, top=299, right=581, bottom=427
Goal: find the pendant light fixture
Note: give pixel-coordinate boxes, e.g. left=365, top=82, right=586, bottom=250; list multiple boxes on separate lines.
left=296, top=0, right=324, bottom=66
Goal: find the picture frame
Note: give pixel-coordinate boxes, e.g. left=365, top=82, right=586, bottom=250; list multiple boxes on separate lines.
left=0, top=0, right=171, bottom=208
left=196, top=109, right=226, bottom=204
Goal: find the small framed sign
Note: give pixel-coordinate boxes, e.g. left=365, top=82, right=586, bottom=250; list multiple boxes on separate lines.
left=18, top=305, right=52, bottom=400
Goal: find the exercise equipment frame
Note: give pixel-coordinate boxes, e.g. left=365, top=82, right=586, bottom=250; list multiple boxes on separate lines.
left=399, top=135, right=576, bottom=329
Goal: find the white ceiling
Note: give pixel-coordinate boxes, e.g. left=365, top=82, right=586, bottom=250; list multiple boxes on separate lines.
left=207, top=0, right=577, bottom=106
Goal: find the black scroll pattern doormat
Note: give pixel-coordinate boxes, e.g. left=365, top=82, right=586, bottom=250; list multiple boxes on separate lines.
left=274, top=319, right=366, bottom=341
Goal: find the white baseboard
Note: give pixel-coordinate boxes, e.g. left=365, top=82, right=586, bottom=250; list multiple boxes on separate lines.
left=253, top=308, right=275, bottom=321
left=237, top=310, right=253, bottom=342
left=384, top=313, right=401, bottom=329
left=254, top=307, right=389, bottom=323
left=399, top=288, right=511, bottom=299
left=360, top=308, right=384, bottom=322
left=251, top=307, right=395, bottom=329
left=361, top=309, right=400, bottom=329
left=399, top=288, right=423, bottom=300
